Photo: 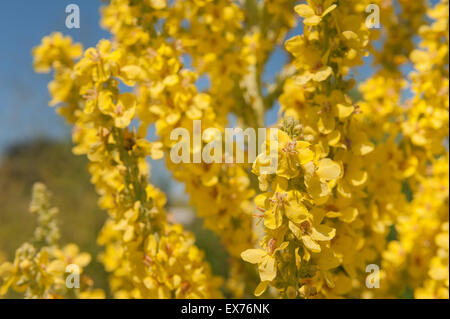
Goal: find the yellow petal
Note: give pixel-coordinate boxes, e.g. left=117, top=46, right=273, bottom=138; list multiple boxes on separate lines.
left=276, top=242, right=290, bottom=252
left=255, top=193, right=269, bottom=208
left=254, top=281, right=268, bottom=297
left=342, top=30, right=359, bottom=41
left=166, top=112, right=180, bottom=125
left=0, top=262, right=14, bottom=278
left=64, top=243, right=80, bottom=257
left=337, top=180, right=352, bottom=198
left=304, top=15, right=322, bottom=26
left=114, top=93, right=136, bottom=128
left=302, top=235, right=321, bottom=253
left=322, top=4, right=337, bottom=17
left=276, top=155, right=299, bottom=179
left=294, top=4, right=315, bottom=18
left=98, top=90, right=114, bottom=114
left=73, top=253, right=92, bottom=268
left=259, top=256, right=277, bottom=282
left=163, top=74, right=178, bottom=86
left=285, top=202, right=309, bottom=224
left=317, top=158, right=341, bottom=181
left=186, top=107, right=202, bottom=120
left=436, top=232, right=449, bottom=250
left=317, top=247, right=340, bottom=270
left=289, top=221, right=302, bottom=239
left=348, top=169, right=368, bottom=186
left=297, top=148, right=314, bottom=165
left=429, top=265, right=448, bottom=281
left=120, top=65, right=142, bottom=81
left=201, top=173, right=218, bottom=187
left=241, top=249, right=267, bottom=264
left=149, top=0, right=166, bottom=10
left=47, top=260, right=66, bottom=274
left=146, top=235, right=158, bottom=255
left=311, top=225, right=336, bottom=241
left=333, top=273, right=353, bottom=295
left=336, top=104, right=354, bottom=119
left=0, top=277, right=14, bottom=296
left=318, top=113, right=335, bottom=134
left=285, top=35, right=305, bottom=55
left=123, top=225, right=134, bottom=242
left=194, top=93, right=211, bottom=110
left=312, top=66, right=333, bottom=82
left=295, top=73, right=313, bottom=85
left=119, top=92, right=136, bottom=109
left=326, top=210, right=341, bottom=218
left=264, top=207, right=283, bottom=230
left=306, top=176, right=330, bottom=204
left=339, top=207, right=358, bottom=223
left=150, top=146, right=164, bottom=160
left=323, top=270, right=335, bottom=288
left=354, top=141, right=374, bottom=156
left=327, top=130, right=341, bottom=146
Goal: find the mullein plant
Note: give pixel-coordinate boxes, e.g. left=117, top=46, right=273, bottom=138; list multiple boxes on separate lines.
left=1, top=0, right=447, bottom=299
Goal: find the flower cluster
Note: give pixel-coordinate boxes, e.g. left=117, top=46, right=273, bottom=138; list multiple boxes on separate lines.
left=243, top=0, right=449, bottom=299
left=246, top=0, right=377, bottom=298
left=6, top=0, right=448, bottom=299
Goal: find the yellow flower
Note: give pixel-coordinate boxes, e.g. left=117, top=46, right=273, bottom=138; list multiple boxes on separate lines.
left=241, top=241, right=289, bottom=282
left=32, top=32, right=82, bottom=72
left=289, top=215, right=336, bottom=254
left=316, top=158, right=341, bottom=181
left=255, top=177, right=309, bottom=229
left=98, top=91, right=137, bottom=128
left=285, top=35, right=333, bottom=84
left=55, top=244, right=91, bottom=269
left=276, top=130, right=314, bottom=179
